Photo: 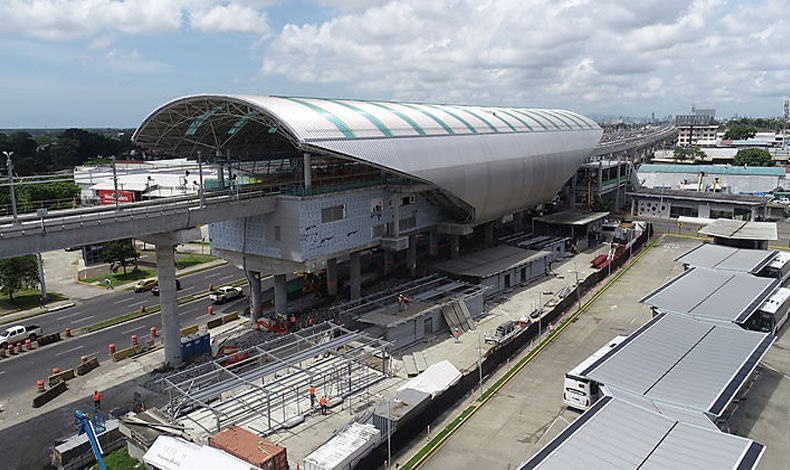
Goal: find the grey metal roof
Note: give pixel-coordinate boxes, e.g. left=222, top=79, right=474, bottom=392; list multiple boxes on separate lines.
left=533, top=210, right=610, bottom=226
left=519, top=397, right=764, bottom=470
left=581, top=313, right=774, bottom=418
left=604, top=387, right=719, bottom=431
left=674, top=243, right=778, bottom=274
left=698, top=219, right=778, bottom=241
left=431, top=245, right=550, bottom=279
left=639, top=267, right=779, bottom=324
left=132, top=95, right=602, bottom=223
left=630, top=188, right=770, bottom=205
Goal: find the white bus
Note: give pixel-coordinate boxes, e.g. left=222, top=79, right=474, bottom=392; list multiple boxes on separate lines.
left=563, top=335, right=628, bottom=411
left=748, top=287, right=790, bottom=335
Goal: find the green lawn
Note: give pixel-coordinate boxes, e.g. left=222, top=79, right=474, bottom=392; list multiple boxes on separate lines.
left=92, top=448, right=143, bottom=470
left=82, top=267, right=156, bottom=288
left=0, top=289, right=67, bottom=312
left=175, top=253, right=217, bottom=270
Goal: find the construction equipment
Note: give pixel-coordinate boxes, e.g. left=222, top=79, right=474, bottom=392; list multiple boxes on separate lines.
left=74, top=410, right=106, bottom=470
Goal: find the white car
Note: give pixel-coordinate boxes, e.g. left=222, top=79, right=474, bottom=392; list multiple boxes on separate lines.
left=0, top=324, right=43, bottom=349
left=209, top=286, right=244, bottom=304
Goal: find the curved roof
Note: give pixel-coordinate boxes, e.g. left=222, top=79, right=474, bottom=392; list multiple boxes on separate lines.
left=133, top=95, right=602, bottom=222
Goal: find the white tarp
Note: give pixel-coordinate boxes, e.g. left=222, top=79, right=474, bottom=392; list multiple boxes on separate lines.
left=303, top=423, right=381, bottom=470
left=144, top=435, right=257, bottom=470
left=183, top=446, right=258, bottom=470
left=397, top=360, right=462, bottom=397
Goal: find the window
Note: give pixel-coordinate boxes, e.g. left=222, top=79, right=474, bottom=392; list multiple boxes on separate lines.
left=710, top=209, right=733, bottom=219
left=370, top=197, right=383, bottom=213
left=504, top=274, right=511, bottom=288
left=669, top=206, right=698, bottom=218
left=520, top=267, right=527, bottom=282
left=372, top=224, right=385, bottom=237
left=321, top=204, right=346, bottom=223
left=402, top=195, right=415, bottom=206
left=424, top=317, right=433, bottom=336
left=399, top=215, right=416, bottom=231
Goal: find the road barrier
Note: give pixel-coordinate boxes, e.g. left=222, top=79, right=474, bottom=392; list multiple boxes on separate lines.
left=76, top=357, right=100, bottom=376
left=181, top=325, right=199, bottom=337
left=108, top=344, right=116, bottom=355
left=64, top=328, right=71, bottom=337
left=207, top=318, right=224, bottom=329
left=37, top=379, right=45, bottom=393
left=150, top=326, right=158, bottom=337
left=222, top=312, right=239, bottom=324
left=33, top=380, right=67, bottom=408
left=112, top=344, right=142, bottom=362
left=48, top=368, right=75, bottom=387
left=0, top=347, right=5, bottom=358
left=52, top=367, right=59, bottom=374
left=131, top=334, right=139, bottom=346
left=208, top=305, right=214, bottom=316
left=37, top=332, right=62, bottom=347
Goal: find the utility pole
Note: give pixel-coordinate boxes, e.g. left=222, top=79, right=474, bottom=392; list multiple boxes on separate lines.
left=477, top=331, right=483, bottom=397
left=784, top=100, right=789, bottom=155
left=37, top=253, right=47, bottom=301
left=3, top=151, right=18, bottom=224
left=111, top=155, right=119, bottom=210
left=197, top=150, right=205, bottom=208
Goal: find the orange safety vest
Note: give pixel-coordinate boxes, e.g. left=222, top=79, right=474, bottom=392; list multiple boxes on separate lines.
left=309, top=386, right=315, bottom=396
left=93, top=391, right=101, bottom=401
left=290, top=315, right=296, bottom=323
left=320, top=396, right=327, bottom=406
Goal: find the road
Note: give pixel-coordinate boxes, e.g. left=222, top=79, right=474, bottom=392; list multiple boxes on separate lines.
left=0, top=263, right=255, bottom=399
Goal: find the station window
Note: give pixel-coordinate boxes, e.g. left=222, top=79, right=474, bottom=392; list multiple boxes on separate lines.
left=321, top=204, right=346, bottom=223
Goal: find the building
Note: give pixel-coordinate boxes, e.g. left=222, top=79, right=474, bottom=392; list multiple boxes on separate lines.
left=697, top=219, right=778, bottom=249
left=629, top=188, right=770, bottom=221
left=571, top=158, right=634, bottom=210
left=675, top=107, right=718, bottom=147
left=532, top=210, right=609, bottom=251
left=636, top=164, right=787, bottom=195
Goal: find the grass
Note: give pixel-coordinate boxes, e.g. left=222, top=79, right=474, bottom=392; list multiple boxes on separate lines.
left=175, top=253, right=217, bottom=270
left=92, top=448, right=142, bottom=470
left=82, top=267, right=156, bottom=288
left=0, top=289, right=68, bottom=312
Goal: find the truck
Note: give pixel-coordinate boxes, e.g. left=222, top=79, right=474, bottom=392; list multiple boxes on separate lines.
left=0, top=324, right=43, bottom=349
left=209, top=285, right=244, bottom=304
left=563, top=335, right=627, bottom=411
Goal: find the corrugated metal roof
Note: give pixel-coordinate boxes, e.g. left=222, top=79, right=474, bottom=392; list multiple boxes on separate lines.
left=533, top=210, right=610, bottom=226
left=639, top=267, right=779, bottom=324
left=582, top=313, right=773, bottom=417
left=303, top=423, right=380, bottom=470
left=698, top=219, right=778, bottom=241
left=519, top=397, right=764, bottom=470
left=431, top=245, right=550, bottom=278
left=639, top=164, right=785, bottom=176
left=674, top=243, right=778, bottom=274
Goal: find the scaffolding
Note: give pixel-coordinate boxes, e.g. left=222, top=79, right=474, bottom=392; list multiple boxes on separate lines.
left=155, top=323, right=389, bottom=437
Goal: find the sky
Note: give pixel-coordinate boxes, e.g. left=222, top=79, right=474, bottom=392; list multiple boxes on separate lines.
left=0, top=0, right=788, bottom=128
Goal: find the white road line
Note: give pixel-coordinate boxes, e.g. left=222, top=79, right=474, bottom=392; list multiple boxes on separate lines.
left=60, top=310, right=89, bottom=320
left=112, top=297, right=133, bottom=305
left=55, top=345, right=84, bottom=357
left=0, top=370, right=6, bottom=376
left=71, top=315, right=96, bottom=325
left=204, top=273, right=223, bottom=279
left=216, top=274, right=234, bottom=282
left=125, top=300, right=147, bottom=308
left=122, top=326, right=146, bottom=334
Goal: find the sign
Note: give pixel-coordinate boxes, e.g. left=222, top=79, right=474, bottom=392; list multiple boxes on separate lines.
left=98, top=189, right=134, bottom=205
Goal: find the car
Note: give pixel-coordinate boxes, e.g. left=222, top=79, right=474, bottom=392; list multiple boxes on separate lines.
left=134, top=278, right=159, bottom=292
left=151, top=279, right=182, bottom=296
left=0, top=324, right=43, bottom=349
left=209, top=285, right=244, bottom=304
left=529, top=308, right=543, bottom=320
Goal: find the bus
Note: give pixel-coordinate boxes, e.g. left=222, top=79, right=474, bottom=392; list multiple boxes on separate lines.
left=748, top=287, right=790, bottom=335
left=563, top=335, right=628, bottom=411
left=761, top=251, right=790, bottom=286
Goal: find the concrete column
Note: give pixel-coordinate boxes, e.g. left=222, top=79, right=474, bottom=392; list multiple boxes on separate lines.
left=350, top=252, right=361, bottom=300
left=326, top=257, right=338, bottom=296
left=513, top=211, right=525, bottom=233
left=246, top=270, right=262, bottom=323
left=155, top=243, right=181, bottom=366
left=615, top=153, right=622, bottom=210
left=450, top=235, right=460, bottom=259
left=598, top=158, right=604, bottom=198
left=429, top=231, right=439, bottom=257
left=392, top=198, right=401, bottom=237
left=407, top=235, right=417, bottom=277
left=570, top=173, right=578, bottom=210
left=383, top=250, right=393, bottom=275
left=630, top=198, right=636, bottom=216
left=274, top=274, right=287, bottom=316
left=303, top=152, right=312, bottom=194
left=485, top=222, right=494, bottom=248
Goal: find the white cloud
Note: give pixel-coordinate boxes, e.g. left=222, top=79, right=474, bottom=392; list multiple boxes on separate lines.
left=191, top=3, right=272, bottom=35
left=261, top=0, right=790, bottom=116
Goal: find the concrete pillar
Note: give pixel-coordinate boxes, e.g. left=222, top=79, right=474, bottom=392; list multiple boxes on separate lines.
left=274, top=274, right=287, bottom=316
left=450, top=235, right=460, bottom=259
left=155, top=243, right=181, bottom=366
left=513, top=211, right=525, bottom=233
left=429, top=231, right=439, bottom=257
left=326, top=257, right=338, bottom=296
left=407, top=235, right=417, bottom=277
left=570, top=173, right=578, bottom=210
left=485, top=222, right=494, bottom=248
left=384, top=250, right=393, bottom=275
left=615, top=153, right=622, bottom=210
left=392, top=198, right=401, bottom=237
left=246, top=270, right=262, bottom=323
left=303, top=152, right=312, bottom=194
left=630, top=198, right=636, bottom=216
left=350, top=252, right=361, bottom=300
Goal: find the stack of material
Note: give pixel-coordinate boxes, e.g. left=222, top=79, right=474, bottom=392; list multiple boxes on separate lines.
left=373, top=388, right=431, bottom=435
left=209, top=425, right=288, bottom=470
left=303, top=423, right=381, bottom=470
left=398, top=360, right=462, bottom=398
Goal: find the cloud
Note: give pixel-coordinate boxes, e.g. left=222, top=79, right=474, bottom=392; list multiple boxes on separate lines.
left=261, top=0, right=790, bottom=116
left=191, top=3, right=272, bottom=35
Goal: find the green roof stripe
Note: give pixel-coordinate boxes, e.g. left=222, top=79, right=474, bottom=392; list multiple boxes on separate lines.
left=326, top=99, right=393, bottom=137
left=398, top=103, right=455, bottom=134
left=512, top=109, right=549, bottom=131
left=484, top=109, right=518, bottom=132
left=553, top=110, right=591, bottom=129
left=426, top=105, right=478, bottom=134
left=496, top=109, right=534, bottom=131
left=186, top=104, right=225, bottom=136
left=529, top=109, right=565, bottom=130
left=450, top=106, right=500, bottom=133
left=542, top=110, right=576, bottom=129
left=284, top=97, right=356, bottom=138
left=366, top=102, right=426, bottom=136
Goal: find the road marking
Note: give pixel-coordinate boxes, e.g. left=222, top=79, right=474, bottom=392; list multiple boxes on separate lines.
left=0, top=370, right=5, bottom=376
left=204, top=272, right=223, bottom=279
left=60, top=310, right=89, bottom=320
left=71, top=315, right=96, bottom=325
left=112, top=297, right=133, bottom=305
left=217, top=274, right=234, bottom=282
left=122, top=326, right=146, bottom=334
left=125, top=300, right=147, bottom=308
left=55, top=345, right=84, bottom=357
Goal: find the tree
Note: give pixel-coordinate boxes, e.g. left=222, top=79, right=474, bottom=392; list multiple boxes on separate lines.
left=733, top=148, right=773, bottom=167
left=0, top=256, right=39, bottom=303
left=673, top=146, right=706, bottom=162
left=101, top=239, right=139, bottom=274
left=723, top=125, right=757, bottom=140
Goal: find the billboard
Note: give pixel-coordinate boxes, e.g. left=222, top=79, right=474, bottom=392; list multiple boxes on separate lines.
left=98, top=189, right=135, bottom=205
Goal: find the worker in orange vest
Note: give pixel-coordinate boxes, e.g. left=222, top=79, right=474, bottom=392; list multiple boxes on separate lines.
left=308, top=317, right=314, bottom=327
left=309, top=384, right=316, bottom=408
left=93, top=390, right=102, bottom=409
left=320, top=395, right=328, bottom=415
left=290, top=314, right=297, bottom=329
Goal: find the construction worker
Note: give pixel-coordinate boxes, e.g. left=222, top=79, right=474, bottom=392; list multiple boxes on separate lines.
left=320, top=395, right=328, bottom=415
left=309, top=384, right=316, bottom=408
left=290, top=314, right=297, bottom=329
left=308, top=317, right=314, bottom=327
left=93, top=390, right=102, bottom=409
left=453, top=328, right=461, bottom=343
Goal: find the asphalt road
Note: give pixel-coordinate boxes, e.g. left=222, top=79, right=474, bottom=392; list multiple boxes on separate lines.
left=0, top=263, right=255, bottom=400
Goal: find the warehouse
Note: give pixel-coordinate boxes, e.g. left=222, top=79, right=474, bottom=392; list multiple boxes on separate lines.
left=636, top=163, right=786, bottom=195
left=629, top=188, right=770, bottom=221
left=532, top=210, right=608, bottom=251
left=698, top=218, right=778, bottom=249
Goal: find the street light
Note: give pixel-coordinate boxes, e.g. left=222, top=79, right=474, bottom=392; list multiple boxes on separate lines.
left=3, top=150, right=18, bottom=224
left=376, top=393, right=392, bottom=468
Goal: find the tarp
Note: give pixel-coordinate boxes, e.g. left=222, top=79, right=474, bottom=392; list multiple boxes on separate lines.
left=144, top=435, right=257, bottom=470
left=397, top=360, right=462, bottom=397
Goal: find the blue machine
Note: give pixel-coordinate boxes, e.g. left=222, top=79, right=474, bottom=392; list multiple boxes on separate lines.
left=75, top=410, right=106, bottom=470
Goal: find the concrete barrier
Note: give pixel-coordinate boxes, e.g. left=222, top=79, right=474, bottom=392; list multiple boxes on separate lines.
left=181, top=325, right=199, bottom=337
left=206, top=318, right=224, bottom=329
left=48, top=369, right=76, bottom=387
left=76, top=357, right=100, bottom=376
left=112, top=345, right=141, bottom=362
left=222, top=312, right=239, bottom=324
left=33, top=380, right=68, bottom=408
left=37, top=332, right=62, bottom=347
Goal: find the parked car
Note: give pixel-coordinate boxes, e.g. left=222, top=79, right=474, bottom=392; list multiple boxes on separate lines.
left=0, top=324, right=43, bottom=349
left=151, top=279, right=182, bottom=296
left=209, top=285, right=244, bottom=304
left=134, top=278, right=159, bottom=292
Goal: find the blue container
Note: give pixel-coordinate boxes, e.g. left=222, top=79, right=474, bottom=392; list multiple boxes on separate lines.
left=199, top=333, right=210, bottom=355
left=180, top=336, right=193, bottom=361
